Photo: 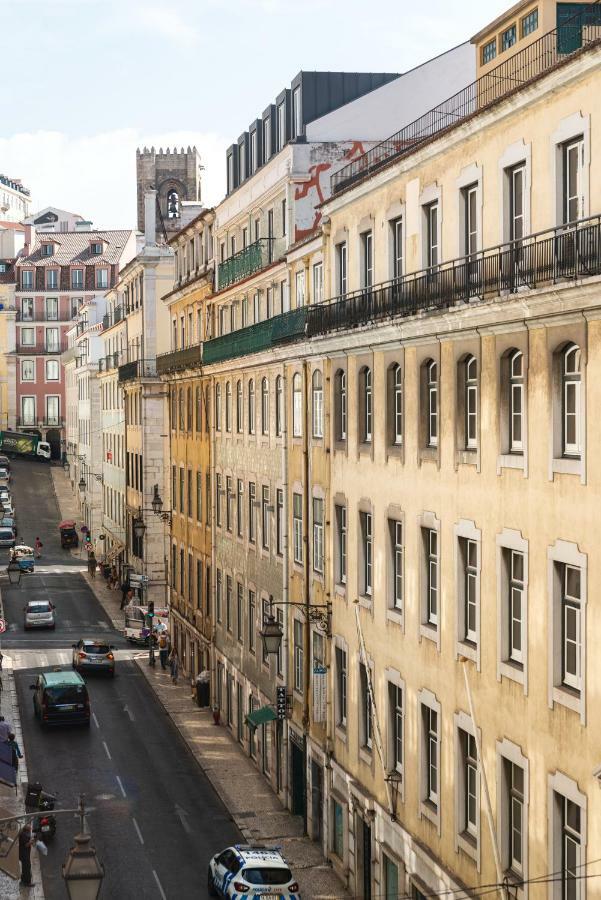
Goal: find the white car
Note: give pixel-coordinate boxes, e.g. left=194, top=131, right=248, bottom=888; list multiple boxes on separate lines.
left=208, top=845, right=300, bottom=899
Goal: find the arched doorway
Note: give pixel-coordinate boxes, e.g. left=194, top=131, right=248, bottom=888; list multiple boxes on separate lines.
left=45, top=429, right=62, bottom=460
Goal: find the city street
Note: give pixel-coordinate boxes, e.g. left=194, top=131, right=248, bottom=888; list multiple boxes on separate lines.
left=2, top=458, right=239, bottom=899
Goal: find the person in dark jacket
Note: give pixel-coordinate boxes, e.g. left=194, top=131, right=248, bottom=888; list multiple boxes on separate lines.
left=19, top=822, right=34, bottom=886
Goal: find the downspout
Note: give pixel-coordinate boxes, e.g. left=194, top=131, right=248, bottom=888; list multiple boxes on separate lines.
left=281, top=368, right=290, bottom=803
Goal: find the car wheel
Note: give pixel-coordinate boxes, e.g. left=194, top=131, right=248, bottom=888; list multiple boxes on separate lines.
left=207, top=869, right=218, bottom=898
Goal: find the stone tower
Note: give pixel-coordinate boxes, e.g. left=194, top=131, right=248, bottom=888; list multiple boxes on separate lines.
left=136, top=146, right=202, bottom=240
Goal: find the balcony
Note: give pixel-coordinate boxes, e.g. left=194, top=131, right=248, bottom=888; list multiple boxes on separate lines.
left=203, top=307, right=307, bottom=365
left=332, top=16, right=601, bottom=194
left=307, top=215, right=601, bottom=338
left=102, top=306, right=124, bottom=330
left=98, top=350, right=124, bottom=373
left=43, top=418, right=64, bottom=428
left=217, top=238, right=283, bottom=290
left=16, top=342, right=68, bottom=355
left=118, top=358, right=158, bottom=383
left=157, top=344, right=202, bottom=375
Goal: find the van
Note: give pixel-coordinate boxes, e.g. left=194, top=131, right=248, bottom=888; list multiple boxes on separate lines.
left=30, top=670, right=90, bottom=727
left=0, top=526, right=15, bottom=549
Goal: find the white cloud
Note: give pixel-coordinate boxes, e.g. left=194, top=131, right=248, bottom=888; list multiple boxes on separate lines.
left=0, top=128, right=228, bottom=230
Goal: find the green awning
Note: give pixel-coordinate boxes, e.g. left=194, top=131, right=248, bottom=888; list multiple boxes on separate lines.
left=245, top=705, right=277, bottom=729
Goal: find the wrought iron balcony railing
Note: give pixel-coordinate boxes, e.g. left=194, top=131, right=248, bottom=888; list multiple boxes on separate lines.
left=203, top=307, right=307, bottom=365
left=118, top=358, right=158, bottom=383
left=156, top=344, right=202, bottom=375
left=332, top=15, right=601, bottom=194
left=307, top=215, right=601, bottom=337
left=216, top=238, right=282, bottom=290
left=103, top=306, right=124, bottom=330
left=98, top=351, right=124, bottom=373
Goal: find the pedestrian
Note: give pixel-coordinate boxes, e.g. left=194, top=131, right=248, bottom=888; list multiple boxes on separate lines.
left=109, top=565, right=118, bottom=590
left=158, top=631, right=169, bottom=670
left=169, top=648, right=179, bottom=685
left=88, top=551, right=97, bottom=579
left=0, top=715, right=13, bottom=742
left=120, top=579, right=131, bottom=609
left=5, top=732, right=23, bottom=771
left=34, top=536, right=43, bottom=559
left=19, top=822, right=34, bottom=887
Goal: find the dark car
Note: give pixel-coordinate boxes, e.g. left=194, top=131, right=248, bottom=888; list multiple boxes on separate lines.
left=59, top=520, right=79, bottom=549
left=30, top=670, right=90, bottom=726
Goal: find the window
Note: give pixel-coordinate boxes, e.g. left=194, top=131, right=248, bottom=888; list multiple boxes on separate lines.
left=261, top=378, right=269, bottom=435
left=335, top=505, right=347, bottom=585
left=563, top=138, right=584, bottom=224
left=96, top=269, right=109, bottom=289
left=503, top=758, right=525, bottom=876
left=248, top=482, right=256, bottom=543
left=237, top=479, right=243, bottom=537
left=21, top=270, right=33, bottom=289
left=292, top=85, right=301, bottom=137
left=261, top=486, right=270, bottom=549
left=21, top=360, right=34, bottom=382
left=424, top=528, right=438, bottom=626
left=267, top=210, right=274, bottom=261
left=226, top=576, right=232, bottom=632
left=521, top=8, right=538, bottom=36
left=561, top=564, right=581, bottom=692
left=241, top=296, right=248, bottom=326
left=225, top=382, right=232, bottom=432
left=253, top=291, right=260, bottom=323
left=91, top=241, right=103, bottom=255
left=359, top=663, right=372, bottom=749
left=501, top=24, right=516, bottom=51
left=248, top=379, right=255, bottom=435
left=281, top=198, right=286, bottom=237
left=216, top=473, right=222, bottom=527
left=383, top=856, right=399, bottom=900
left=458, top=537, right=478, bottom=645
left=45, top=328, right=59, bottom=352
left=313, top=498, right=324, bottom=574
left=45, top=297, right=58, bottom=320
left=388, top=364, right=403, bottom=446
left=215, top=384, right=222, bottom=431
left=507, top=550, right=525, bottom=665
left=464, top=184, right=478, bottom=257
left=335, top=645, right=347, bottom=727
left=336, top=242, right=347, bottom=295
left=312, top=370, right=323, bottom=438
left=236, top=380, right=243, bottom=433
left=226, top=476, right=233, bottom=532
left=277, top=102, right=286, bottom=151
left=360, top=511, right=373, bottom=597
left=45, top=396, right=59, bottom=424
left=293, top=619, right=303, bottom=693
left=295, top=270, right=305, bottom=308
left=562, top=344, right=581, bottom=457
left=332, top=800, right=344, bottom=859
left=46, top=269, right=58, bottom=289
left=196, top=560, right=203, bottom=610
left=21, top=297, right=33, bottom=320
left=46, top=360, right=59, bottom=382
left=41, top=242, right=54, bottom=257
left=312, top=262, right=323, bottom=304
left=460, top=729, right=478, bottom=838
left=276, top=489, right=284, bottom=556
left=292, top=373, right=302, bottom=437
left=425, top=203, right=439, bottom=268
left=464, top=356, right=478, bottom=449
left=334, top=369, right=347, bottom=442
left=20, top=327, right=34, bottom=346
left=248, top=591, right=256, bottom=653
left=360, top=367, right=372, bottom=443
left=21, top=396, right=35, bottom=425
left=482, top=38, right=497, bottom=63
left=422, top=704, right=439, bottom=807
left=249, top=132, right=256, bottom=173
left=71, top=268, right=83, bottom=289
left=558, top=794, right=582, bottom=900
left=276, top=608, right=284, bottom=676
left=361, top=231, right=373, bottom=288
left=197, top=471, right=202, bottom=522
left=293, top=493, right=303, bottom=564
left=509, top=350, right=524, bottom=453
left=236, top=584, right=243, bottom=643
left=389, top=519, right=403, bottom=611
left=275, top=375, right=283, bottom=436
left=387, top=682, right=403, bottom=776
left=508, top=164, right=525, bottom=241
left=392, top=218, right=403, bottom=278
left=426, top=360, right=438, bottom=447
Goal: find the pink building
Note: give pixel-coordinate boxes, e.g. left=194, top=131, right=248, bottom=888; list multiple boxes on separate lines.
left=15, top=228, right=135, bottom=458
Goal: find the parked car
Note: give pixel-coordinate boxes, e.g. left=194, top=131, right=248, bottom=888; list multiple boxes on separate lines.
left=0, top=455, right=11, bottom=471
left=0, top=526, right=15, bottom=549
left=30, top=670, right=90, bottom=726
left=2, top=500, right=14, bottom=518
left=208, top=846, right=300, bottom=899
left=1, top=517, right=16, bottom=536
left=72, top=639, right=115, bottom=676
left=0, top=466, right=10, bottom=482
left=24, top=600, right=55, bottom=629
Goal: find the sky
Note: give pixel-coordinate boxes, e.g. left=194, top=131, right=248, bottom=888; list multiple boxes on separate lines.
left=0, top=0, right=509, bottom=230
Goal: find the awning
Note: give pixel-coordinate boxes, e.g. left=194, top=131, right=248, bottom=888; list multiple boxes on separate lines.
left=245, top=705, right=277, bottom=729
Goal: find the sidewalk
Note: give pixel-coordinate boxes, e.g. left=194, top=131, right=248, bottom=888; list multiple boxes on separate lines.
left=50, top=467, right=348, bottom=899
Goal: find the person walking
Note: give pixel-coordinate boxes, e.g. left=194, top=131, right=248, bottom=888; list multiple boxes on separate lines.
left=158, top=631, right=169, bottom=670
left=169, top=648, right=180, bottom=685
left=34, top=536, right=43, bottom=559
left=120, top=579, right=131, bottom=610
left=88, top=551, right=97, bottom=579
left=5, top=732, right=23, bottom=771
left=19, top=822, right=34, bottom=887
left=0, top=715, right=13, bottom=741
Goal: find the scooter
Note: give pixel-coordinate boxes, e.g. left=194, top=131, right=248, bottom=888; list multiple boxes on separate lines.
left=25, top=782, right=57, bottom=841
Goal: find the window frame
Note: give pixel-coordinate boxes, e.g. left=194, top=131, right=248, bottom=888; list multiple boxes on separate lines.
left=312, top=370, right=324, bottom=439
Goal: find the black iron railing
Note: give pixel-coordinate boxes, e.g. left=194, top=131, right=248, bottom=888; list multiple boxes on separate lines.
left=98, top=351, right=124, bottom=373
left=307, top=215, right=601, bottom=337
left=331, top=17, right=601, bottom=194
left=156, top=344, right=202, bottom=375
left=118, top=358, right=157, bottom=382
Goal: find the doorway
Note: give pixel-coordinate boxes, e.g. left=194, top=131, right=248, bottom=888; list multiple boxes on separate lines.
left=290, top=739, right=305, bottom=819
left=355, top=813, right=372, bottom=900
left=311, top=761, right=323, bottom=842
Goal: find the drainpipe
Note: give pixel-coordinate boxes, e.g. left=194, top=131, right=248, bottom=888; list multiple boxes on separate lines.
left=281, top=368, right=290, bottom=803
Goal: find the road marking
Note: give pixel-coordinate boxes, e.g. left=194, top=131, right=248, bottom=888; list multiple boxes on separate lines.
left=132, top=817, right=144, bottom=845
left=92, top=713, right=100, bottom=729
left=102, top=741, right=112, bottom=760
left=116, top=776, right=126, bottom=798
left=123, top=705, right=135, bottom=722
left=175, top=804, right=191, bottom=834
left=153, top=870, right=167, bottom=900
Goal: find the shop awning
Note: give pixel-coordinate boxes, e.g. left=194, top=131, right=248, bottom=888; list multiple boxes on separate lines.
left=245, top=705, right=277, bottom=729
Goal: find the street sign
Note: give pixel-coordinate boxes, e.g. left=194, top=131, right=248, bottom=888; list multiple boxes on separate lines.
left=276, top=686, right=287, bottom=720
left=0, top=619, right=5, bottom=634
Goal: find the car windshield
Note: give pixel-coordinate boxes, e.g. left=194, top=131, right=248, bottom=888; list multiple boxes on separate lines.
left=242, top=867, right=292, bottom=886
left=84, top=643, right=110, bottom=655
left=0, top=529, right=13, bottom=540
left=28, top=603, right=51, bottom=613
left=45, top=685, right=85, bottom=704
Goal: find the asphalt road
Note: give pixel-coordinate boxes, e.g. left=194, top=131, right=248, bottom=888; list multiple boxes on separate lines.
left=2, top=459, right=239, bottom=899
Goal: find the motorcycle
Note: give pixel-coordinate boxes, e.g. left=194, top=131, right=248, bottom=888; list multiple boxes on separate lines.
left=25, top=782, right=57, bottom=841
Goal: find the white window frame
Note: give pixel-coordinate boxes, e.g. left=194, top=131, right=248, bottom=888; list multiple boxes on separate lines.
left=361, top=230, right=373, bottom=289
left=336, top=242, right=347, bottom=296
left=497, top=739, right=528, bottom=884
left=418, top=688, right=441, bottom=830
left=454, top=711, right=480, bottom=864
left=261, top=377, right=269, bottom=436
left=293, top=618, right=303, bottom=694
left=21, top=359, right=35, bottom=382
left=548, top=539, right=587, bottom=722
left=292, top=492, right=303, bottom=565
left=312, top=496, right=324, bottom=575
left=465, top=356, right=478, bottom=449
left=385, top=669, right=405, bottom=787
left=562, top=344, right=581, bottom=458
left=455, top=519, right=481, bottom=667
left=426, top=360, right=438, bottom=448
left=548, top=772, right=586, bottom=900
left=509, top=350, right=524, bottom=453
left=312, top=370, right=323, bottom=439
left=360, top=511, right=372, bottom=598
left=335, top=503, right=347, bottom=587
left=335, top=368, right=347, bottom=442
left=359, top=661, right=373, bottom=751
left=312, top=262, right=323, bottom=304
left=389, top=517, right=403, bottom=613
left=292, top=373, right=302, bottom=437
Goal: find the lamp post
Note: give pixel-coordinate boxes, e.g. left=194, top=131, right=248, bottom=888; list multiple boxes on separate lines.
left=62, top=795, right=105, bottom=899
left=259, top=595, right=331, bottom=657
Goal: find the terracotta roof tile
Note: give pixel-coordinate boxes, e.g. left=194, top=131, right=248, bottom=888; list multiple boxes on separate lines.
left=18, top=230, right=133, bottom=267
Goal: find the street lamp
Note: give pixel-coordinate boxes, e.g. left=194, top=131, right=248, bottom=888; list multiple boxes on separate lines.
left=62, top=796, right=104, bottom=900
left=260, top=614, right=283, bottom=656
left=78, top=476, right=86, bottom=495
left=150, top=484, right=172, bottom=525
left=6, top=559, right=21, bottom=586
left=133, top=518, right=146, bottom=540
left=259, top=595, right=331, bottom=657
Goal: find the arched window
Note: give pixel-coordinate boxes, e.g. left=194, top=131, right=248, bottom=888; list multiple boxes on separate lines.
left=562, top=343, right=581, bottom=457
left=464, top=356, right=477, bottom=449
left=195, top=386, right=202, bottom=433
left=426, top=360, right=438, bottom=447
left=387, top=363, right=402, bottom=446
left=509, top=350, right=523, bottom=453
left=178, top=388, right=185, bottom=431
left=215, top=383, right=222, bottom=432
left=167, top=188, right=180, bottom=219
left=236, top=380, right=243, bottom=433
left=359, top=367, right=372, bottom=443
left=334, top=369, right=347, bottom=441
left=261, top=377, right=269, bottom=435
left=292, top=373, right=302, bottom=437
left=312, top=370, right=323, bottom=438
left=275, top=375, right=283, bottom=436
left=225, top=381, right=232, bottom=432
left=248, top=379, right=255, bottom=435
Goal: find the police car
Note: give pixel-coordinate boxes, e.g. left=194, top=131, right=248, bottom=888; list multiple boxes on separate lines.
left=207, top=844, right=300, bottom=898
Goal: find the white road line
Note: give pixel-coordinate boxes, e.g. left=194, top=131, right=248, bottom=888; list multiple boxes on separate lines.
left=102, top=741, right=112, bottom=760
left=132, top=817, right=144, bottom=845
left=116, top=776, right=126, bottom=798
left=92, top=713, right=100, bottom=729
left=153, top=870, right=167, bottom=900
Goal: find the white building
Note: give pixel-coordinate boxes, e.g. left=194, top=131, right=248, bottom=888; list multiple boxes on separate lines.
left=0, top=175, right=31, bottom=223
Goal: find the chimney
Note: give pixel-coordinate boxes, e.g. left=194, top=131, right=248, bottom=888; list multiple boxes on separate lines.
left=23, top=224, right=33, bottom=256
left=144, top=190, right=157, bottom=246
